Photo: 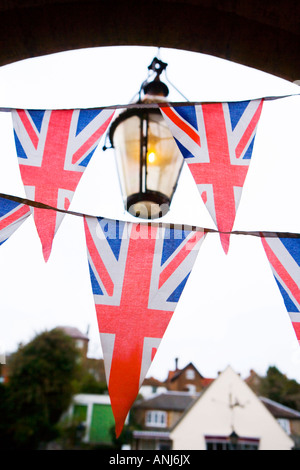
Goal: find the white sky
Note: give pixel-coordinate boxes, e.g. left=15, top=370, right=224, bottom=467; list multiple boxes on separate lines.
left=0, top=46, right=299, bottom=383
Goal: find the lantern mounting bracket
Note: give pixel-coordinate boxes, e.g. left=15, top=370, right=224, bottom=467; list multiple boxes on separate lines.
left=147, top=57, right=168, bottom=77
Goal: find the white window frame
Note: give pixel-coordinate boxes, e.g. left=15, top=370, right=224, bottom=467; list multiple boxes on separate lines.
left=186, top=369, right=195, bottom=380
left=205, top=435, right=259, bottom=450
left=145, top=410, right=167, bottom=428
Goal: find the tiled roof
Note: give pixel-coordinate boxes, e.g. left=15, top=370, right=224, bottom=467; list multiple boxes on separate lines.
left=134, top=391, right=199, bottom=411
left=142, top=376, right=165, bottom=387
left=166, top=362, right=204, bottom=383
left=260, top=397, right=300, bottom=419
left=56, top=326, right=89, bottom=341
left=201, top=378, right=214, bottom=387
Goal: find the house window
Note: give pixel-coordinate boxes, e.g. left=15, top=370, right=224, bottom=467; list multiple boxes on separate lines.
left=76, top=339, right=84, bottom=349
left=145, top=410, right=167, bottom=428
left=185, top=384, right=196, bottom=393
left=277, top=418, right=291, bottom=435
left=205, top=435, right=259, bottom=450
left=186, top=369, right=195, bottom=380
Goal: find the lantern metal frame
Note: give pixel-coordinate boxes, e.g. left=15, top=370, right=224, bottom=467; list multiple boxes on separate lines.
left=107, top=57, right=184, bottom=220
left=108, top=107, right=177, bottom=218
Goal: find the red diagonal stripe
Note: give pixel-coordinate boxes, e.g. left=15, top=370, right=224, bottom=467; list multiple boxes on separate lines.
left=84, top=218, right=114, bottom=297
left=159, top=231, right=204, bottom=288
left=235, top=100, right=263, bottom=159
left=72, top=113, right=114, bottom=164
left=162, top=106, right=201, bottom=146
left=0, top=204, right=30, bottom=231
left=262, top=238, right=300, bottom=304
left=17, top=110, right=39, bottom=149
left=292, top=322, right=300, bottom=341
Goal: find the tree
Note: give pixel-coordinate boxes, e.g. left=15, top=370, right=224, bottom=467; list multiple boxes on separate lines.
left=259, top=366, right=300, bottom=411
left=4, top=328, right=80, bottom=449
left=76, top=371, right=108, bottom=395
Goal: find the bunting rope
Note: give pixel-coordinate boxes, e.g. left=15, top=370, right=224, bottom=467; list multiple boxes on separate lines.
left=0, top=92, right=299, bottom=113
left=0, top=192, right=298, bottom=239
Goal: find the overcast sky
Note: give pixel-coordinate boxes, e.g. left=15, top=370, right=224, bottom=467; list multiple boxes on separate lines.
left=0, top=46, right=299, bottom=382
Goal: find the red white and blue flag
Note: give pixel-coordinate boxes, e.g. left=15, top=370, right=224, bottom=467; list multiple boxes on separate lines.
left=0, top=197, right=31, bottom=245
left=12, top=108, right=115, bottom=261
left=262, top=236, right=300, bottom=344
left=160, top=100, right=264, bottom=253
left=84, top=216, right=206, bottom=436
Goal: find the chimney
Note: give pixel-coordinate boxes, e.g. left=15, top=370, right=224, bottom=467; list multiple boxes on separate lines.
left=175, top=357, right=179, bottom=370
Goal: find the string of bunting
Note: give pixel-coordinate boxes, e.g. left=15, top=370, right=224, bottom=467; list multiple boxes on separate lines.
left=0, top=91, right=299, bottom=112
left=0, top=191, right=299, bottom=239
left=0, top=95, right=298, bottom=437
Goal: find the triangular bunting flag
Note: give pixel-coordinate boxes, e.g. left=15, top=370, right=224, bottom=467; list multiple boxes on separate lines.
left=84, top=216, right=206, bottom=437
left=0, top=197, right=31, bottom=245
left=261, top=236, right=300, bottom=344
left=12, top=108, right=115, bottom=261
left=160, top=100, right=264, bottom=254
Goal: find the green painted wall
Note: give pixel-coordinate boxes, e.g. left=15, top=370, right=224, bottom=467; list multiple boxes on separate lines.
left=89, top=403, right=115, bottom=443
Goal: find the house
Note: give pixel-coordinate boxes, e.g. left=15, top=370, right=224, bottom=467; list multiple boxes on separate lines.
left=55, top=326, right=89, bottom=359
left=139, top=376, right=167, bottom=398
left=132, top=366, right=295, bottom=450
left=132, top=391, right=199, bottom=450
left=138, top=359, right=212, bottom=399
left=169, top=366, right=295, bottom=450
left=131, top=360, right=215, bottom=449
left=245, top=369, right=262, bottom=395
left=259, top=397, right=300, bottom=450
left=56, top=326, right=107, bottom=383
left=0, top=325, right=93, bottom=385
left=164, top=358, right=213, bottom=394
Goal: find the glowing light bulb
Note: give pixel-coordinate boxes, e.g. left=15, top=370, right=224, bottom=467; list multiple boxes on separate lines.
left=148, top=152, right=156, bottom=163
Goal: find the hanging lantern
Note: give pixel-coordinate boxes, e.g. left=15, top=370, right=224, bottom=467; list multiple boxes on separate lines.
left=108, top=58, right=183, bottom=219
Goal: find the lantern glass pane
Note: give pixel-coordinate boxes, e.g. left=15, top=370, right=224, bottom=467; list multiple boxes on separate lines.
left=112, top=110, right=183, bottom=218
left=146, top=112, right=183, bottom=199
left=113, top=115, right=141, bottom=199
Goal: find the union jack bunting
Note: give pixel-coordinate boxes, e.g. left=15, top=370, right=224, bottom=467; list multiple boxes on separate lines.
left=0, top=197, right=31, bottom=245
left=160, top=100, right=264, bottom=253
left=261, top=236, right=300, bottom=344
left=12, top=108, right=115, bottom=261
left=84, top=216, right=206, bottom=436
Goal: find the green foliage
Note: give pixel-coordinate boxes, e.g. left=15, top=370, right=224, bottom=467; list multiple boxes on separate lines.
left=109, top=423, right=133, bottom=449
left=76, top=371, right=108, bottom=395
left=259, top=366, right=300, bottom=411
left=1, top=329, right=80, bottom=449
left=0, top=383, right=16, bottom=449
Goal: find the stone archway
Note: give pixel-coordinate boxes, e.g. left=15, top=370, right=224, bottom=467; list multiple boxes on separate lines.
left=0, top=0, right=299, bottom=81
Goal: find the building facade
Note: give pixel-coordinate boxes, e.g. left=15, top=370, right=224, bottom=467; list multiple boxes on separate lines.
left=170, top=367, right=294, bottom=450
left=132, top=367, right=296, bottom=450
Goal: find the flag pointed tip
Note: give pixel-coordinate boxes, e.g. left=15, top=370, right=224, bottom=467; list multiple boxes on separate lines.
left=115, top=422, right=125, bottom=439
left=109, top=391, right=133, bottom=440
left=220, top=233, right=230, bottom=255
left=113, top=410, right=128, bottom=439
left=42, top=244, right=52, bottom=262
